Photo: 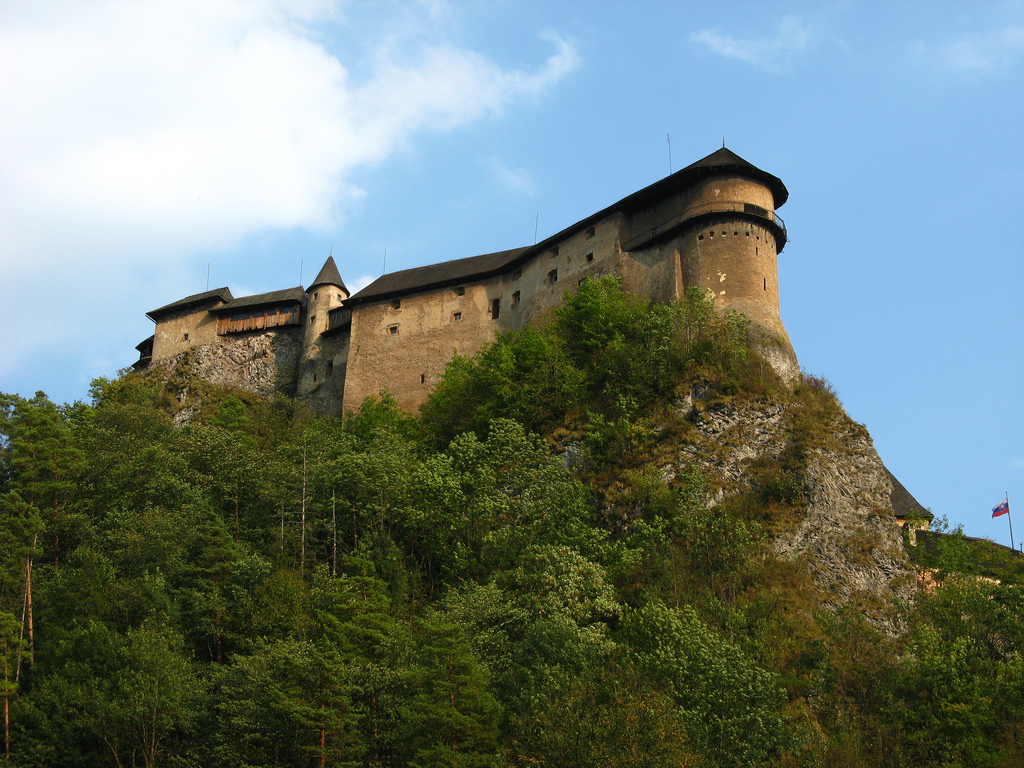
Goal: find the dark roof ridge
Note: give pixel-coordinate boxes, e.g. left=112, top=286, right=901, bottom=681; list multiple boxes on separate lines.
left=147, top=287, right=234, bottom=321
left=885, top=466, right=933, bottom=521
left=210, top=287, right=308, bottom=313
left=347, top=247, right=529, bottom=304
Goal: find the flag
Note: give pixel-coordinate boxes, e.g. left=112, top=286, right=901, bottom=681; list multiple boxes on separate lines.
left=993, top=500, right=1010, bottom=518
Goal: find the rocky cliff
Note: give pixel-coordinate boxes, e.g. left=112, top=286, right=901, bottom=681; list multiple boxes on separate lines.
left=670, top=383, right=916, bottom=632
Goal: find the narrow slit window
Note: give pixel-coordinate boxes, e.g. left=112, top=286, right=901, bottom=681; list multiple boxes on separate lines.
left=764, top=278, right=767, bottom=291
left=391, top=299, right=401, bottom=310
left=548, top=268, right=558, bottom=284
left=585, top=252, right=594, bottom=263
left=183, top=332, right=189, bottom=341
left=310, top=314, right=316, bottom=325
left=512, top=290, right=520, bottom=307
left=326, top=361, right=334, bottom=376
left=585, top=226, right=595, bottom=239
left=420, top=373, right=426, bottom=384
left=491, top=298, right=500, bottom=319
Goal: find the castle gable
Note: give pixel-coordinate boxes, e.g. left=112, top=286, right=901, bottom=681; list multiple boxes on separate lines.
left=147, top=287, right=234, bottom=321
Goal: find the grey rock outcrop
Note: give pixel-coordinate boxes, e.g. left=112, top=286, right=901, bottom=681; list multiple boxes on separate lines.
left=673, top=392, right=915, bottom=632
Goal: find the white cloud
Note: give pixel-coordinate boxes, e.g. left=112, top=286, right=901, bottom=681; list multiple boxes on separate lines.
left=0, top=1, right=578, bottom=387
left=691, top=16, right=810, bottom=71
left=489, top=159, right=536, bottom=196
left=915, top=25, right=1024, bottom=72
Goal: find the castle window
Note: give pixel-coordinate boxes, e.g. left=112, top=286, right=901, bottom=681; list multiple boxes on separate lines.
left=549, top=246, right=559, bottom=258
left=313, top=374, right=317, bottom=383
left=420, top=373, right=426, bottom=384
left=309, top=314, right=316, bottom=325
left=452, top=312, right=462, bottom=322
left=391, top=299, right=401, bottom=310
left=512, top=290, right=520, bottom=308
left=746, top=231, right=750, bottom=237
left=491, top=298, right=500, bottom=319
left=764, top=278, right=767, bottom=291
left=585, top=226, right=595, bottom=239
left=183, top=332, right=189, bottom=341
left=548, top=268, right=558, bottom=284
left=709, top=231, right=714, bottom=237
left=313, top=292, right=318, bottom=300
left=327, top=361, right=334, bottom=377
left=388, top=324, right=399, bottom=335
left=454, top=286, right=465, bottom=296
left=698, top=234, right=704, bottom=241
left=585, top=252, right=594, bottom=263
left=513, top=269, right=522, bottom=280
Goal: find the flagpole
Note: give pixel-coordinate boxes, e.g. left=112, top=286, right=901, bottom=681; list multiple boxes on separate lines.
left=1006, top=492, right=1014, bottom=551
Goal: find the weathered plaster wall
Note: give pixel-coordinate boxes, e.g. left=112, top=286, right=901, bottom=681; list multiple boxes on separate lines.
left=152, top=306, right=222, bottom=361
left=504, top=215, right=624, bottom=332
left=343, top=280, right=502, bottom=413
left=302, top=330, right=350, bottom=416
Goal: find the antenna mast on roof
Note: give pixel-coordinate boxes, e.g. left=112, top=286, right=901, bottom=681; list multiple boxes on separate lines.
left=300, top=258, right=303, bottom=287
left=207, top=263, right=210, bottom=291
left=534, top=212, right=539, bottom=244
left=382, top=245, right=387, bottom=275
left=667, top=133, right=672, bottom=174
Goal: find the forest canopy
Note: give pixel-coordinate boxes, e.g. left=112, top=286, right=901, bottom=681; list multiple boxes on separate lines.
left=2, top=278, right=1024, bottom=767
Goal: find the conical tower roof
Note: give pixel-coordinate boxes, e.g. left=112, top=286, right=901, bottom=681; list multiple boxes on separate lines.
left=308, top=255, right=348, bottom=294
left=680, top=147, right=789, bottom=207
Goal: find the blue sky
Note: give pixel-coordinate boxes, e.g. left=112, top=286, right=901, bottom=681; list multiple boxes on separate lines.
left=1, top=1, right=1022, bottom=542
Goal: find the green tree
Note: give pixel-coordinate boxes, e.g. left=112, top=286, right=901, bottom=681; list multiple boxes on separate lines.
left=620, top=600, right=791, bottom=767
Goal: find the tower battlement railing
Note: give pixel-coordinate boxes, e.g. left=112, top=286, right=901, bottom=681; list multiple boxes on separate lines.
left=622, top=200, right=787, bottom=252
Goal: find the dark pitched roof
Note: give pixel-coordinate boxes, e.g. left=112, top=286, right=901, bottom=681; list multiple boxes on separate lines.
left=210, top=287, right=308, bottom=314
left=308, top=256, right=348, bottom=294
left=147, top=287, right=234, bottom=321
left=622, top=147, right=789, bottom=210
left=348, top=247, right=530, bottom=304
left=885, top=466, right=933, bottom=521
left=348, top=148, right=786, bottom=305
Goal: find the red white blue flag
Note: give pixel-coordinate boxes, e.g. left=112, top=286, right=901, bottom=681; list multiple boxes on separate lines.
left=993, top=500, right=1010, bottom=518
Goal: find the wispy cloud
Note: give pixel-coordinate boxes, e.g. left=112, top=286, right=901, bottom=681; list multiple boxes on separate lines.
left=914, top=25, right=1024, bottom=72
left=691, top=16, right=810, bottom=71
left=489, top=159, right=536, bottom=196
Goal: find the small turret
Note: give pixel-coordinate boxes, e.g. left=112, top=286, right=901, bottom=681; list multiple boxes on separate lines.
left=298, top=256, right=349, bottom=395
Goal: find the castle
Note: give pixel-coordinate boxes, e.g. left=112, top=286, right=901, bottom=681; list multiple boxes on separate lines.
left=134, top=148, right=799, bottom=415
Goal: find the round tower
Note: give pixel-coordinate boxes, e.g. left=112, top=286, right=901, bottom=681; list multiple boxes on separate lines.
left=673, top=148, right=797, bottom=379
left=298, top=255, right=348, bottom=395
